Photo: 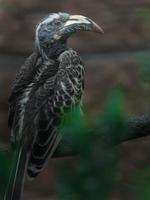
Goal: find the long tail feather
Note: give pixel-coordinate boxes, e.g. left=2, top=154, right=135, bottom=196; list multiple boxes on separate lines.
left=4, top=143, right=29, bottom=200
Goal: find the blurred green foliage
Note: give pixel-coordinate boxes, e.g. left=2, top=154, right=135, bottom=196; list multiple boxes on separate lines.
left=136, top=8, right=150, bottom=21
left=56, top=88, right=126, bottom=200
left=130, top=165, right=150, bottom=200
left=136, top=52, right=150, bottom=105
left=131, top=24, right=150, bottom=200
left=136, top=52, right=150, bottom=87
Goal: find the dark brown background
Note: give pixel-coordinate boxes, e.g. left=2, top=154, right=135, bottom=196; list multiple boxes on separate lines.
left=0, top=0, right=150, bottom=199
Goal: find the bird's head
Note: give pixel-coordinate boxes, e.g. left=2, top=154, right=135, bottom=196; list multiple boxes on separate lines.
left=35, top=12, right=104, bottom=58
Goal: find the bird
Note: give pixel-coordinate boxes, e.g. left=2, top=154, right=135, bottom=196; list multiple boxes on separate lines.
left=6, top=12, right=103, bottom=200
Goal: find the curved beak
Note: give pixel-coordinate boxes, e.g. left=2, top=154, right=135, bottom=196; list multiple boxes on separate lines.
left=64, top=15, right=104, bottom=34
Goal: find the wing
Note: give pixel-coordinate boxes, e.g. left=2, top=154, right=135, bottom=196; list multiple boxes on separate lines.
left=27, top=49, right=84, bottom=178
left=8, top=52, right=40, bottom=129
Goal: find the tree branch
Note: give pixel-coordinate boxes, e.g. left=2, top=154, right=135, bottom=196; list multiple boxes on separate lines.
left=121, top=115, right=150, bottom=143
left=53, top=114, right=150, bottom=158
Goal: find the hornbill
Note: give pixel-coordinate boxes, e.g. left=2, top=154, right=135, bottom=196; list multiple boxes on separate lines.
left=6, top=12, right=103, bottom=199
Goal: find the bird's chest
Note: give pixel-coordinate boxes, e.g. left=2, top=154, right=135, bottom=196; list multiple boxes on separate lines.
left=66, top=65, right=84, bottom=97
